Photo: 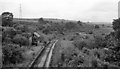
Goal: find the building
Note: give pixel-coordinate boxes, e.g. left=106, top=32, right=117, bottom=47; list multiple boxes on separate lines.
left=29, top=32, right=41, bottom=46
left=118, top=1, right=120, bottom=18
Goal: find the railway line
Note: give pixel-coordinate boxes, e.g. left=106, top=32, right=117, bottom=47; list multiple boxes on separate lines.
left=28, top=40, right=58, bottom=69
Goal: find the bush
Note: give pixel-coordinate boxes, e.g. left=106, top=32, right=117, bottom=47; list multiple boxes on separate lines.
left=38, top=17, right=46, bottom=24
left=94, top=36, right=107, bottom=48
left=77, top=21, right=82, bottom=26
left=39, top=18, right=44, bottom=21
left=88, top=31, right=93, bottom=34
left=73, top=40, right=87, bottom=50
left=12, top=34, right=29, bottom=46
left=95, top=25, right=100, bottom=29
left=14, top=24, right=29, bottom=33
left=65, top=22, right=76, bottom=30
left=91, top=60, right=98, bottom=67
left=2, top=44, right=24, bottom=65
left=2, top=27, right=17, bottom=43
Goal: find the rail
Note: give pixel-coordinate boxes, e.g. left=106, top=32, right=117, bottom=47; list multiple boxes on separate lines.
left=28, top=40, right=58, bottom=68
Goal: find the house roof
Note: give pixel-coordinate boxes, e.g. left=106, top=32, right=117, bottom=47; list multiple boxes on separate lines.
left=33, top=32, right=40, bottom=37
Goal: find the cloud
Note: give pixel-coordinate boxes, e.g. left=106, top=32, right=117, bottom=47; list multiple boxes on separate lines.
left=90, top=1, right=117, bottom=12
left=81, top=1, right=118, bottom=22
left=0, top=0, right=119, bottom=22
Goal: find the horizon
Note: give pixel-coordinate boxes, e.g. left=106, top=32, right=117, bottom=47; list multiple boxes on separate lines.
left=0, top=0, right=119, bottom=23
left=13, top=17, right=112, bottom=24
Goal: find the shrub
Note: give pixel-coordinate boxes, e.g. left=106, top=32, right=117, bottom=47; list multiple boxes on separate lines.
left=73, top=40, right=87, bottom=50
left=2, top=44, right=24, bottom=65
left=65, top=22, right=76, bottom=30
left=42, top=28, right=51, bottom=34
left=12, top=34, right=29, bottom=46
left=88, top=31, right=93, bottom=34
left=95, top=25, right=100, bottom=29
left=94, top=36, right=107, bottom=48
left=14, top=24, right=29, bottom=33
left=77, top=21, right=82, bottom=26
left=2, top=27, right=17, bottom=43
left=38, top=17, right=46, bottom=24
left=39, top=18, right=43, bottom=21
left=91, top=60, right=98, bottom=67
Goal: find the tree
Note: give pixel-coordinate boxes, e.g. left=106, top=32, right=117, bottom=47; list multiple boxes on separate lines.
left=2, top=27, right=17, bottom=44
left=95, top=25, right=100, bottom=29
left=39, top=18, right=44, bottom=21
left=112, top=18, right=120, bottom=31
left=2, top=44, right=24, bottom=65
left=77, top=21, right=82, bottom=26
left=2, top=12, right=13, bottom=27
left=112, top=18, right=120, bottom=39
left=103, top=18, right=120, bottom=66
left=38, top=17, right=46, bottom=24
left=12, top=34, right=29, bottom=46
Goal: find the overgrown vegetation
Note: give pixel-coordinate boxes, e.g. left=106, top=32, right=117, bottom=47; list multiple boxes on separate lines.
left=2, top=44, right=24, bottom=65
left=2, top=11, right=119, bottom=67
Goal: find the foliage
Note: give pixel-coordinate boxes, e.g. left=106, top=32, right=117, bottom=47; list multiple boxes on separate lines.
left=102, top=18, right=120, bottom=66
left=73, top=40, right=87, bottom=50
left=2, top=44, right=24, bottom=65
left=65, top=22, right=77, bottom=30
left=94, top=25, right=100, bottom=29
left=112, top=18, right=120, bottom=39
left=94, top=36, right=107, bottom=48
left=39, top=18, right=44, bottom=21
left=2, top=12, right=13, bottom=27
left=38, top=25, right=45, bottom=30
left=112, top=18, right=120, bottom=31
left=88, top=31, right=93, bottom=34
left=12, top=34, right=29, bottom=46
left=77, top=21, right=82, bottom=26
left=42, top=27, right=51, bottom=34
left=38, top=17, right=46, bottom=24
left=2, top=27, right=17, bottom=43
left=91, top=60, right=98, bottom=67
left=14, top=24, right=29, bottom=32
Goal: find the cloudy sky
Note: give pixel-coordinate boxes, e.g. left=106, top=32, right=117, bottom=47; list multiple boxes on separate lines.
left=0, top=0, right=119, bottom=22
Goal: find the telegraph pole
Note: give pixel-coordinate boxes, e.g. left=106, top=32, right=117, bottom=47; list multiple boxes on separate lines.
left=19, top=2, right=22, bottom=23
left=19, top=3, right=22, bottom=19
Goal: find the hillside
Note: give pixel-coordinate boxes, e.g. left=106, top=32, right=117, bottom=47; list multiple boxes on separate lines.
left=2, top=17, right=117, bottom=67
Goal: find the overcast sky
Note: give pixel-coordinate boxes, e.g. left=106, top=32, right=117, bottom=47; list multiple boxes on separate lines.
left=0, top=0, right=119, bottom=22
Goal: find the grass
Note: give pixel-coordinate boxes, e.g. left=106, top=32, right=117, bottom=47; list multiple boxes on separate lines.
left=14, top=46, right=43, bottom=67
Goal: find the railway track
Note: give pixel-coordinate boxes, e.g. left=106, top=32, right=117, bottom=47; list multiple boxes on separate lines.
left=28, top=40, right=58, bottom=69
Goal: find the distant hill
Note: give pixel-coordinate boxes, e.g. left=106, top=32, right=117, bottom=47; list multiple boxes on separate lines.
left=13, top=18, right=78, bottom=24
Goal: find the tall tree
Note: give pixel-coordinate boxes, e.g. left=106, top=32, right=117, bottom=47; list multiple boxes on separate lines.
left=2, top=12, right=13, bottom=27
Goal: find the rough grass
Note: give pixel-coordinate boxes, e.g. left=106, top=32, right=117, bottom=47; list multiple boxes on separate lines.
left=16, top=46, right=42, bottom=67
